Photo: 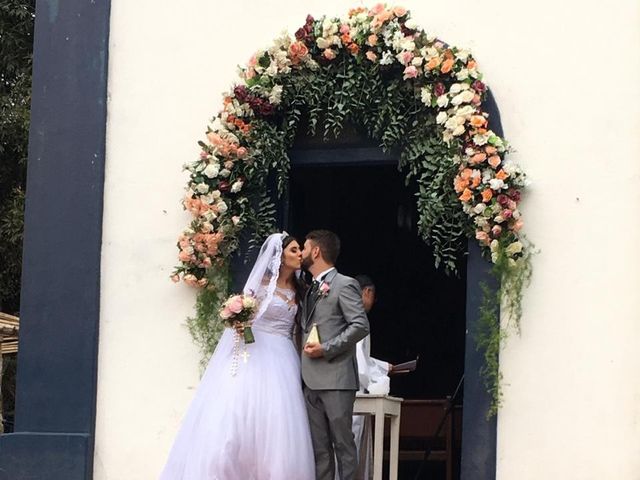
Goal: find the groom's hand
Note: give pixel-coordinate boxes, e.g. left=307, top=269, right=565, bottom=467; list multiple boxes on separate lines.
left=303, top=342, right=324, bottom=358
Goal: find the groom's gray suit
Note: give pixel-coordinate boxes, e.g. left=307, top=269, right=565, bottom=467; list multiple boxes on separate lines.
left=301, top=268, right=370, bottom=480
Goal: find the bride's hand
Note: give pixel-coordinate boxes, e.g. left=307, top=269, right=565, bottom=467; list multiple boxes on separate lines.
left=233, top=321, right=245, bottom=334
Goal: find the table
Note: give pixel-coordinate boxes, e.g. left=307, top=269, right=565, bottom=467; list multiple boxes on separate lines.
left=353, top=394, right=403, bottom=480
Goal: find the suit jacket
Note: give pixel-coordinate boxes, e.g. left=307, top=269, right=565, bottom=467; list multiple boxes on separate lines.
left=300, top=269, right=370, bottom=390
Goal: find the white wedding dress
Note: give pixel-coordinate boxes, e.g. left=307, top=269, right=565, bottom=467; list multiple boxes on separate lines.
left=159, top=287, right=315, bottom=480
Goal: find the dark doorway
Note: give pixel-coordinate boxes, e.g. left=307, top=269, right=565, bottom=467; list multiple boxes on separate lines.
left=287, top=156, right=466, bottom=478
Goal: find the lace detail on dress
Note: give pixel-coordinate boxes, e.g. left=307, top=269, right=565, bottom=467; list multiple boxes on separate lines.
left=252, top=287, right=297, bottom=338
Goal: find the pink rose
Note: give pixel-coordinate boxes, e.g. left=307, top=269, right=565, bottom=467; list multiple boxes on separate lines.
left=491, top=225, right=502, bottom=237
left=183, top=274, right=199, bottom=287
left=403, top=65, right=418, bottom=79
left=475, top=231, right=490, bottom=245
left=202, top=256, right=212, bottom=268
left=512, top=219, right=524, bottom=232
left=232, top=215, right=241, bottom=225
left=197, top=278, right=208, bottom=287
left=399, top=51, right=414, bottom=66
left=171, top=274, right=180, bottom=283
left=237, top=147, right=247, bottom=158
left=370, top=3, right=385, bottom=15
left=502, top=209, right=513, bottom=220
left=340, top=24, right=350, bottom=34
left=393, top=6, right=407, bottom=17
left=228, top=295, right=244, bottom=314
left=319, top=282, right=330, bottom=296
left=179, top=250, right=192, bottom=262
left=323, top=49, right=336, bottom=60
left=220, top=306, right=232, bottom=320
left=224, top=160, right=234, bottom=169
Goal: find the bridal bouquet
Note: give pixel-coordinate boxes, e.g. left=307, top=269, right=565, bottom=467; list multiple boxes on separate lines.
left=219, top=293, right=257, bottom=344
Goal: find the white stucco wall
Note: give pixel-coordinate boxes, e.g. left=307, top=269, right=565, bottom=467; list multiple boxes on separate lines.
left=96, top=1, right=640, bottom=479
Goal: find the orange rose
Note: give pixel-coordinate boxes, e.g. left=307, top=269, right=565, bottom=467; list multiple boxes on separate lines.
left=459, top=188, right=473, bottom=202
left=441, top=58, right=455, bottom=74
left=461, top=168, right=473, bottom=180
left=496, top=169, right=508, bottom=180
left=470, top=153, right=487, bottom=165
left=426, top=57, right=441, bottom=70
left=471, top=176, right=481, bottom=188
left=341, top=33, right=352, bottom=44
left=481, top=188, right=493, bottom=203
left=485, top=146, right=498, bottom=155
left=488, top=155, right=501, bottom=168
left=454, top=176, right=469, bottom=193
left=288, top=41, right=309, bottom=64
left=467, top=59, right=477, bottom=69
left=348, top=43, right=360, bottom=55
left=470, top=115, right=486, bottom=128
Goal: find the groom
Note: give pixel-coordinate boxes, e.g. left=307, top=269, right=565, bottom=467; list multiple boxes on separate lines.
left=300, top=230, right=370, bottom=480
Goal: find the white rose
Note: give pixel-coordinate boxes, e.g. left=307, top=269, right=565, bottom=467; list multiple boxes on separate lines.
left=457, top=105, right=475, bottom=117
left=269, top=85, right=283, bottom=105
left=316, top=37, right=330, bottom=49
left=475, top=217, right=488, bottom=228
left=461, top=90, right=475, bottom=103
left=502, top=160, right=517, bottom=176
left=217, top=201, right=228, bottom=214
left=474, top=133, right=490, bottom=146
left=202, top=222, right=214, bottom=232
left=449, top=83, right=463, bottom=94
left=505, top=241, right=523, bottom=256
left=203, top=210, right=217, bottom=222
left=219, top=169, right=231, bottom=178
left=203, top=163, right=219, bottom=178
left=456, top=69, right=469, bottom=81
left=436, top=111, right=448, bottom=124
left=230, top=180, right=244, bottom=193
left=490, top=239, right=499, bottom=252
left=453, top=124, right=466, bottom=136
left=380, top=51, right=394, bottom=65
left=195, top=182, right=209, bottom=194
left=405, top=19, right=418, bottom=30
left=494, top=215, right=505, bottom=224
left=451, top=93, right=465, bottom=106
left=473, top=203, right=487, bottom=214
left=489, top=178, right=505, bottom=190
left=445, top=117, right=459, bottom=130
left=420, top=87, right=432, bottom=105
left=211, top=189, right=221, bottom=200
left=412, top=56, right=424, bottom=66
left=400, top=39, right=415, bottom=52
left=242, top=296, right=256, bottom=309
left=436, top=95, right=449, bottom=108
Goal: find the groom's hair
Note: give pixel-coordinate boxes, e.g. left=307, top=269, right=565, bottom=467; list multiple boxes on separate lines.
left=306, top=230, right=340, bottom=265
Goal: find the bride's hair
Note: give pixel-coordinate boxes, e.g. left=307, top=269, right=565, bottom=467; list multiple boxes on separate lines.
left=281, top=234, right=305, bottom=305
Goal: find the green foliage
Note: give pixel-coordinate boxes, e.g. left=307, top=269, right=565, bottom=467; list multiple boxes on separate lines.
left=0, top=0, right=35, bottom=313
left=186, top=263, right=231, bottom=370
left=475, top=240, right=534, bottom=416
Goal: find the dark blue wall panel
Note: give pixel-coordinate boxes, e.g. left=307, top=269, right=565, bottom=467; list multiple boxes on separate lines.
left=0, top=0, right=110, bottom=478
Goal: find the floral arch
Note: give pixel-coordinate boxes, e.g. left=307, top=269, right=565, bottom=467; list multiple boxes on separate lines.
left=172, top=5, right=532, bottom=411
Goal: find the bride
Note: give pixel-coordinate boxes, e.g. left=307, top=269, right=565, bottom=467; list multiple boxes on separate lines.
left=160, top=233, right=315, bottom=480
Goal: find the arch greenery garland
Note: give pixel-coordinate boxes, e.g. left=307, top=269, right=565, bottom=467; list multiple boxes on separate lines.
left=172, top=5, right=532, bottom=414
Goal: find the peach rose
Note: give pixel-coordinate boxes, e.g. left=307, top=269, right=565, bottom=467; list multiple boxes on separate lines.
left=485, top=146, right=498, bottom=155
left=426, top=57, right=441, bottom=70
left=459, top=188, right=473, bottom=202
left=496, top=169, right=508, bottom=180
left=488, top=155, right=501, bottom=168
left=367, top=34, right=378, bottom=46
left=512, top=219, right=524, bottom=232
left=237, top=146, right=247, bottom=158
left=323, top=49, right=336, bottom=60
left=470, top=115, right=486, bottom=128
left=393, top=6, right=407, bottom=16
left=348, top=43, right=360, bottom=55
left=370, top=3, right=385, bottom=15
left=454, top=176, right=468, bottom=193
left=171, top=274, right=180, bottom=283
left=470, top=153, right=487, bottom=165
left=197, top=278, right=208, bottom=287
left=366, top=51, right=377, bottom=62
left=481, top=188, right=493, bottom=203
left=441, top=58, right=455, bottom=74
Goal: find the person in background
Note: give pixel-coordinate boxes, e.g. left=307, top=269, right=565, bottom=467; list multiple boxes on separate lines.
left=352, top=275, right=392, bottom=480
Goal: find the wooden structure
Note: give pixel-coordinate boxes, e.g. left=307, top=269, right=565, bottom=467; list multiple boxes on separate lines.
left=0, top=313, right=19, bottom=355
left=354, top=394, right=403, bottom=480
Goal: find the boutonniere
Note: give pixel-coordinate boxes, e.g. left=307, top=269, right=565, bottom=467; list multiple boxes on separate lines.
left=319, top=281, right=331, bottom=297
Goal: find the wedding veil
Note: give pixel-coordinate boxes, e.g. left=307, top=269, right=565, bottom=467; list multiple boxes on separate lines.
left=242, top=232, right=286, bottom=322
